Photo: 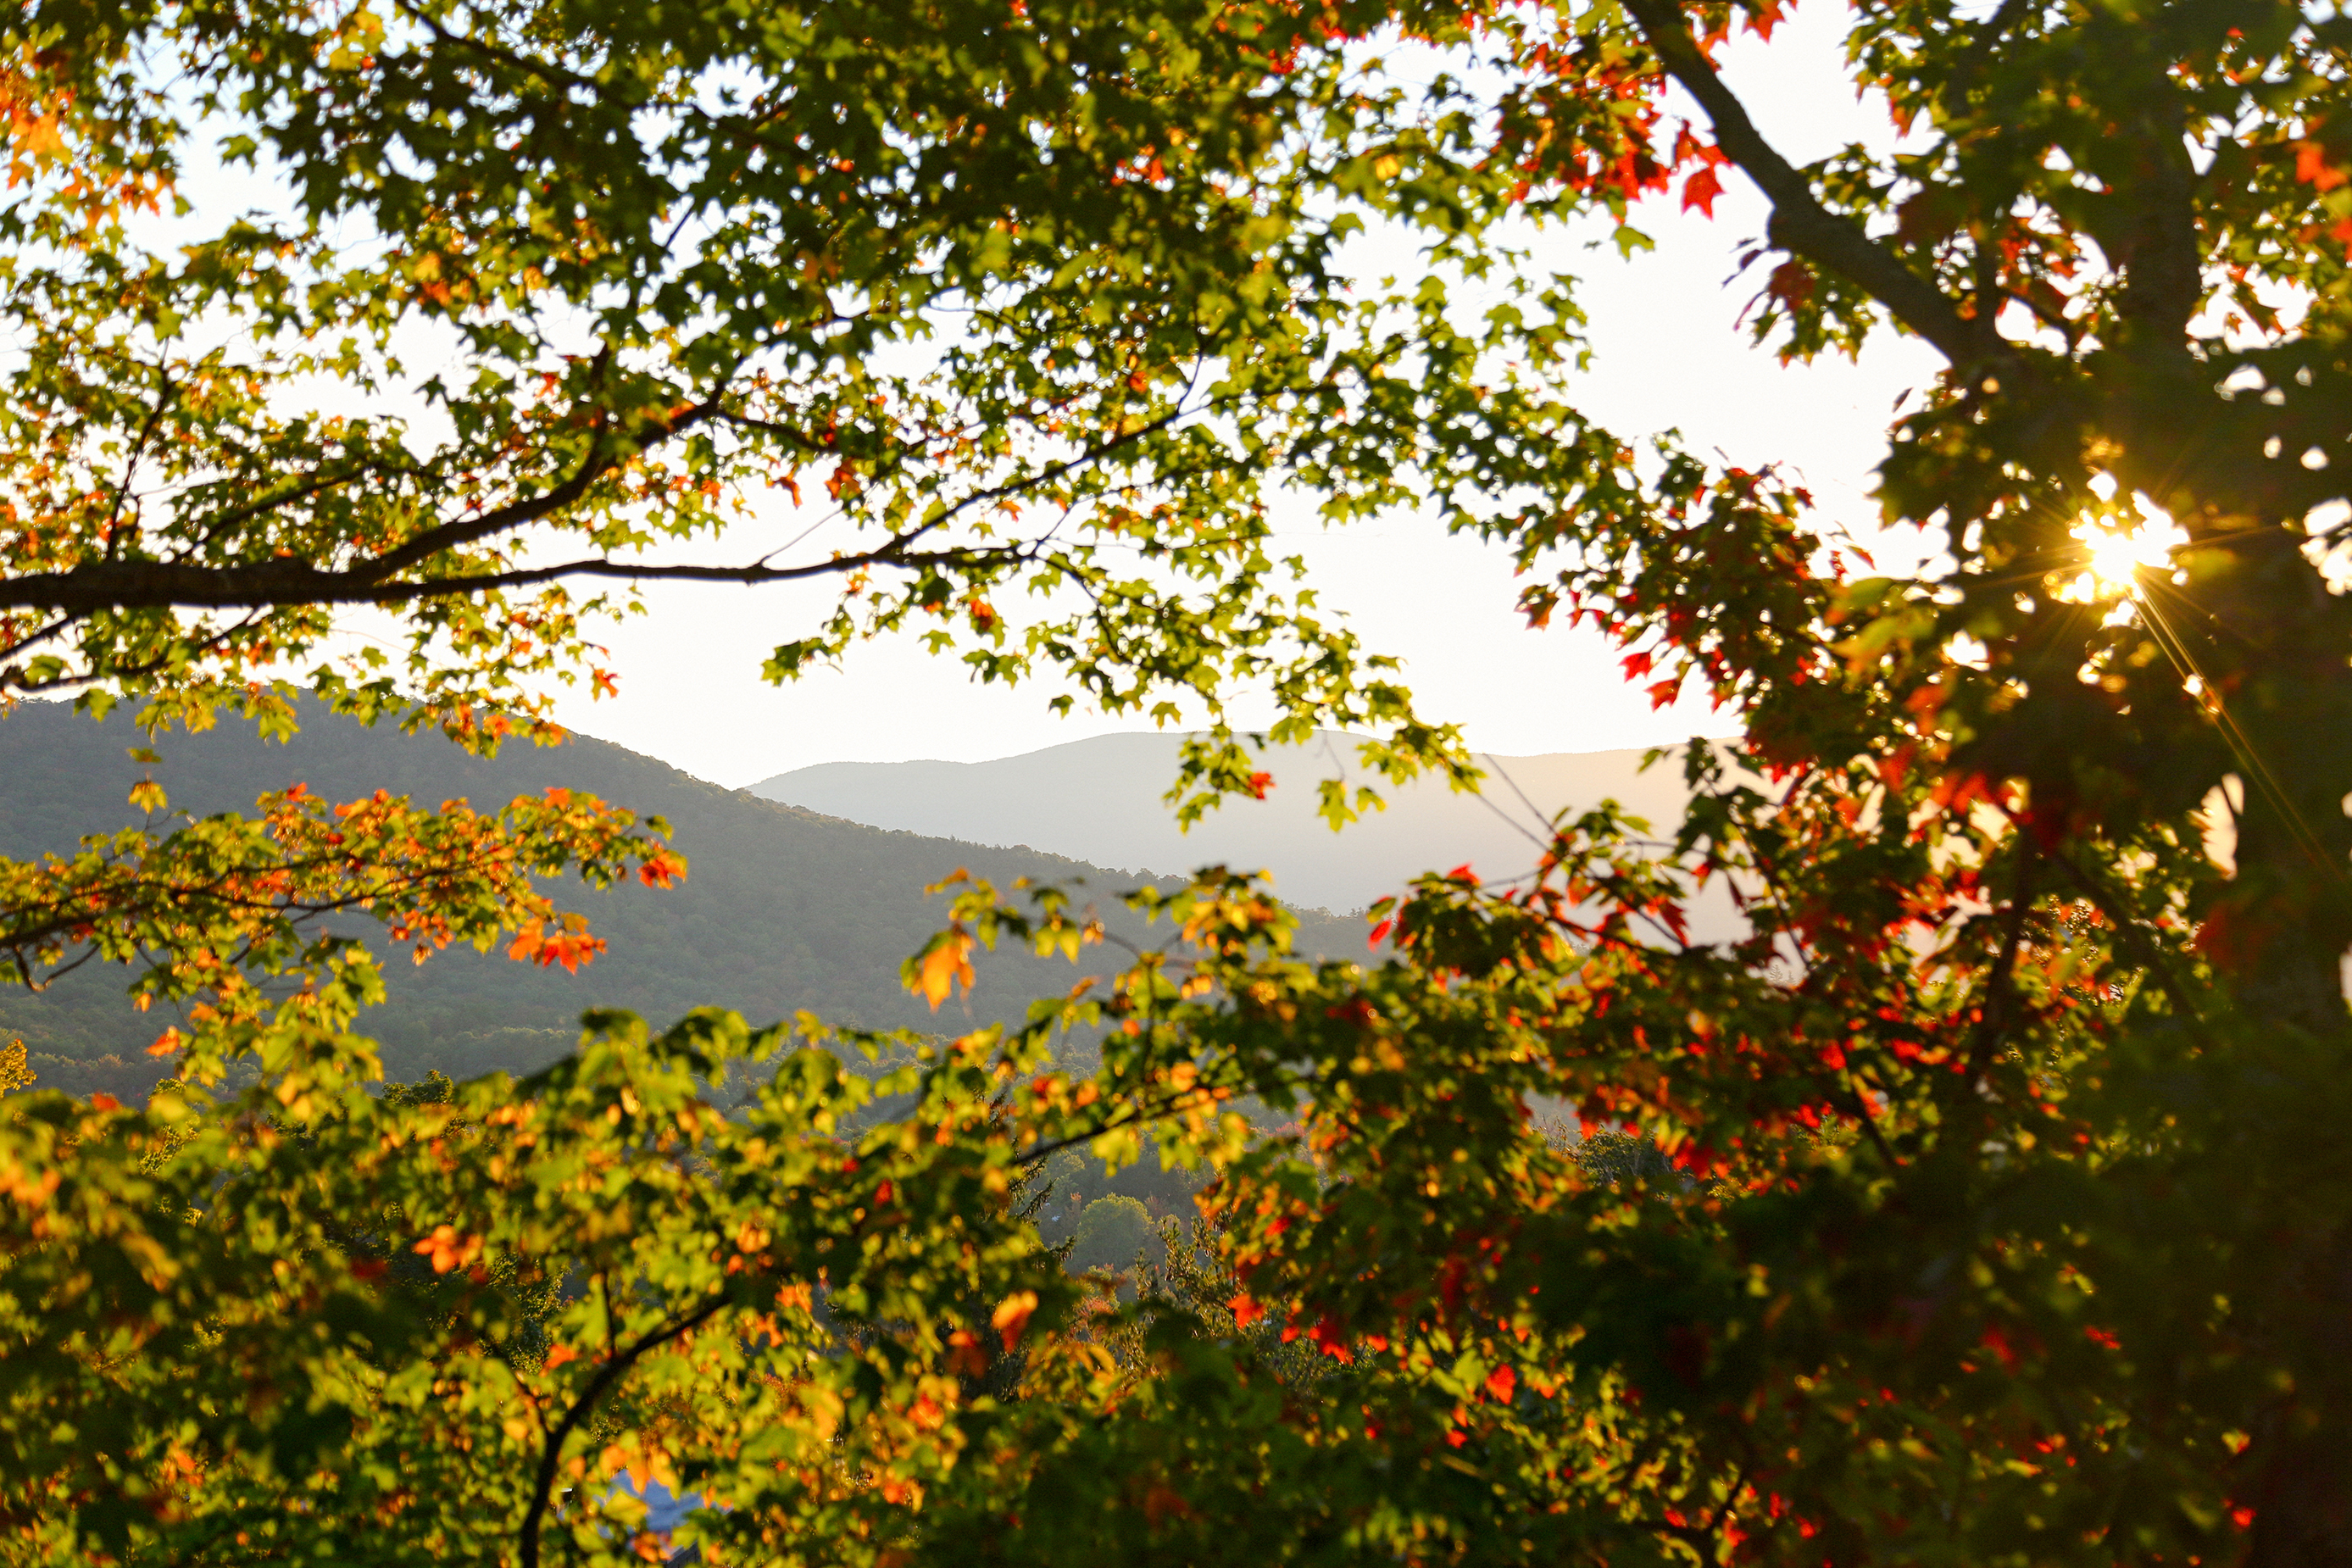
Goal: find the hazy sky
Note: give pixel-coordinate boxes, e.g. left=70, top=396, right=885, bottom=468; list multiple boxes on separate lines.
left=525, top=7, right=1947, bottom=789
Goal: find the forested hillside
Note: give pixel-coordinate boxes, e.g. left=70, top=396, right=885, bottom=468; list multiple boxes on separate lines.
left=0, top=700, right=1364, bottom=1098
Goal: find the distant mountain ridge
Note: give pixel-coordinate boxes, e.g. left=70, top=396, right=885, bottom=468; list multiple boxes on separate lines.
left=749, top=732, right=1700, bottom=916
left=0, top=702, right=1366, bottom=1099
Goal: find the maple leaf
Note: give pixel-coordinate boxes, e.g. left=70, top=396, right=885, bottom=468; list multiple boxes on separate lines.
left=1680, top=164, right=1724, bottom=216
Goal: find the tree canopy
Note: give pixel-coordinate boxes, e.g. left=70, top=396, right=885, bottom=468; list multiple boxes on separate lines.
left=7, top=0, right=2352, bottom=1565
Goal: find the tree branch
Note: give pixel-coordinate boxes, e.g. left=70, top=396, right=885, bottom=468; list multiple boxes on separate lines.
left=2107, top=47, right=2204, bottom=348
left=357, top=395, right=717, bottom=582
left=518, top=1291, right=731, bottom=1568
left=0, top=534, right=1041, bottom=619
left=0, top=381, right=1207, bottom=624
left=1618, top=0, right=1990, bottom=368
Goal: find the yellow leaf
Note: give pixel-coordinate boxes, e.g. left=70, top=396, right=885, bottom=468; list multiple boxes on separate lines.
left=0, top=1038, right=30, bottom=1094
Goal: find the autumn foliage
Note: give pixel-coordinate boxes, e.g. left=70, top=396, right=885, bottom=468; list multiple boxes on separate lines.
left=5, top=0, right=2352, bottom=1565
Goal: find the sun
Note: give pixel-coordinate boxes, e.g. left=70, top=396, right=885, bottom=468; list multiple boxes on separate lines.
left=2060, top=513, right=2189, bottom=603
left=2083, top=526, right=2155, bottom=591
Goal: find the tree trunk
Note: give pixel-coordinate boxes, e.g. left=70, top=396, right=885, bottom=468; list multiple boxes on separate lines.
left=2187, top=526, right=2352, bottom=1568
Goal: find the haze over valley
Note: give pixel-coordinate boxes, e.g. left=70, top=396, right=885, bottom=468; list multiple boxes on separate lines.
left=750, top=732, right=1694, bottom=917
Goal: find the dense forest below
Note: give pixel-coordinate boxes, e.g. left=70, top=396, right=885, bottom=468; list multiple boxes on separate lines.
left=0, top=699, right=1367, bottom=1099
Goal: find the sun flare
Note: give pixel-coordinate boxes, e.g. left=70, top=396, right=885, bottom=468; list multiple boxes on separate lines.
left=2060, top=512, right=2190, bottom=603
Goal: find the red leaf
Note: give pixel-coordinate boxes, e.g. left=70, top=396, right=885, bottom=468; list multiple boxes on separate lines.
left=1681, top=164, right=1724, bottom=216
left=2298, top=141, right=2349, bottom=192
left=1766, top=259, right=1815, bottom=309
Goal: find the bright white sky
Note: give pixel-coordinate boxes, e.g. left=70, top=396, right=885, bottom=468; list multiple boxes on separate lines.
left=511, top=8, right=1945, bottom=787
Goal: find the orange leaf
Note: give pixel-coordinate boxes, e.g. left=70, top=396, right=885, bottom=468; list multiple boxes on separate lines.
left=2298, top=140, right=2349, bottom=192
left=412, top=1224, right=482, bottom=1275
left=914, top=929, right=976, bottom=1010
left=991, top=1290, right=1039, bottom=1348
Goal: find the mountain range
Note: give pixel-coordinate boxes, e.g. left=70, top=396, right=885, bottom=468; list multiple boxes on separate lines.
left=750, top=732, right=1694, bottom=916
left=2, top=703, right=1723, bottom=1104
left=0, top=702, right=1373, bottom=1100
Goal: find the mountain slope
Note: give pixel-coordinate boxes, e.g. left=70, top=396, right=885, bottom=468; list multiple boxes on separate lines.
left=0, top=702, right=1365, bottom=1098
left=750, top=732, right=1699, bottom=915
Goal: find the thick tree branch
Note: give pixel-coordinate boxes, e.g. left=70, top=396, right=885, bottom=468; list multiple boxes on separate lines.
left=2108, top=48, right=2204, bottom=348
left=0, top=537, right=1060, bottom=622
left=1619, top=0, right=1990, bottom=368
